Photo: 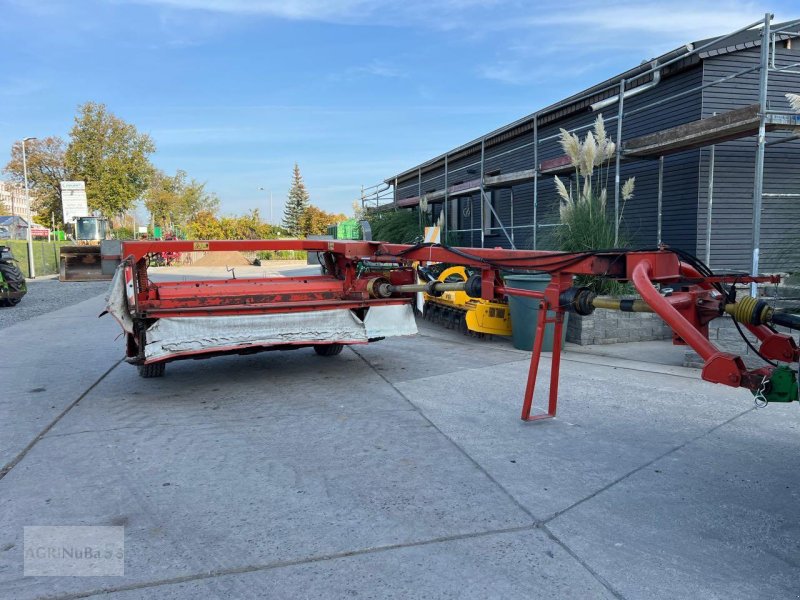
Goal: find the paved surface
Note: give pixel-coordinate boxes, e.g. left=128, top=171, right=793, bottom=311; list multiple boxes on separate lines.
left=1, top=281, right=799, bottom=599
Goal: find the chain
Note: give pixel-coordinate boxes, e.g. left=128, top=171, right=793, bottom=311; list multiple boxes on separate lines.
left=753, top=375, right=769, bottom=408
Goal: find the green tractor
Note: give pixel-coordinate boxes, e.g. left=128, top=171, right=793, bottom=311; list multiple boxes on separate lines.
left=0, top=245, right=27, bottom=307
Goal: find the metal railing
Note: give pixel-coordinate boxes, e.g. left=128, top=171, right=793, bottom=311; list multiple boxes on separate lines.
left=359, top=181, right=394, bottom=212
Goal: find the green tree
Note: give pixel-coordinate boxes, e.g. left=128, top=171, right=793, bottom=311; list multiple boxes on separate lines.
left=145, top=169, right=219, bottom=229
left=4, top=136, right=69, bottom=226
left=65, top=102, right=155, bottom=217
left=282, top=163, right=310, bottom=237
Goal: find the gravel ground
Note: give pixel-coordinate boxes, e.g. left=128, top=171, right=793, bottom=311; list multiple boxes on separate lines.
left=0, top=277, right=110, bottom=330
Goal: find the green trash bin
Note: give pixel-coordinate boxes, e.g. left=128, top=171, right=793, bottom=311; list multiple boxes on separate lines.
left=505, top=274, right=569, bottom=352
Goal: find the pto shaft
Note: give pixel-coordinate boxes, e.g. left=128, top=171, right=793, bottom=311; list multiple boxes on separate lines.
left=367, top=275, right=482, bottom=299
left=724, top=296, right=800, bottom=331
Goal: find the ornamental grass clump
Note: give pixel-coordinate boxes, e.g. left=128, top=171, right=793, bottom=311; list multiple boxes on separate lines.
left=555, top=115, right=635, bottom=294
left=787, top=92, right=800, bottom=112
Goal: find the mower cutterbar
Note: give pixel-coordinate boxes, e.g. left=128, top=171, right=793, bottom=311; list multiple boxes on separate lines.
left=107, top=239, right=423, bottom=377
left=107, top=240, right=799, bottom=418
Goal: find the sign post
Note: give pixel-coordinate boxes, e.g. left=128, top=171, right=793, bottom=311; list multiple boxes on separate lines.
left=60, top=181, right=88, bottom=225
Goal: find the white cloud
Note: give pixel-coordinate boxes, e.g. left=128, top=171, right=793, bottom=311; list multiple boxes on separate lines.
left=478, top=59, right=614, bottom=86
left=120, top=0, right=507, bottom=27
left=329, top=60, right=407, bottom=82
left=474, top=1, right=778, bottom=85
left=531, top=2, right=767, bottom=41
left=129, top=0, right=367, bottom=19
left=123, top=0, right=775, bottom=34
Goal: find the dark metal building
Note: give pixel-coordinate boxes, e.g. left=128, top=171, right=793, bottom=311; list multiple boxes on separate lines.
left=371, top=16, right=800, bottom=274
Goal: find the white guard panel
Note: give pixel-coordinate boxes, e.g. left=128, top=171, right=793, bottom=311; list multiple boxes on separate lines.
left=106, top=266, right=134, bottom=334
left=143, top=304, right=418, bottom=361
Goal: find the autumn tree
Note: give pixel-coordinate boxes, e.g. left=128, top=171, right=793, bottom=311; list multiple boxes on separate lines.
left=187, top=209, right=280, bottom=240
left=282, top=163, right=310, bottom=237
left=301, top=205, right=347, bottom=236
left=65, top=102, right=155, bottom=217
left=145, top=169, right=219, bottom=229
left=4, top=137, right=69, bottom=225
left=186, top=210, right=225, bottom=239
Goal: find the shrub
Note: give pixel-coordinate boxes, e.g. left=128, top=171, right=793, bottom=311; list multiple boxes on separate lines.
left=367, top=209, right=423, bottom=244
left=111, top=226, right=134, bottom=240
left=555, top=116, right=635, bottom=295
left=256, top=250, right=307, bottom=261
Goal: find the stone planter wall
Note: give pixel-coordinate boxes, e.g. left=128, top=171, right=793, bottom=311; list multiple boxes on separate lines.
left=566, top=309, right=673, bottom=345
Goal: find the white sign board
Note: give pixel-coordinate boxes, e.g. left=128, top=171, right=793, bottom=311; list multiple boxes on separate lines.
left=60, top=181, right=88, bottom=224
left=138, top=226, right=148, bottom=234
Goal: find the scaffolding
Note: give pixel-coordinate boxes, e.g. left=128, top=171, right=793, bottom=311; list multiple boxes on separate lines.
left=359, top=13, right=800, bottom=294
left=359, top=181, right=394, bottom=213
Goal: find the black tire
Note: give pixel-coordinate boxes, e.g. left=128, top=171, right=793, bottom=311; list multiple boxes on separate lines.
left=138, top=362, right=166, bottom=378
left=0, top=261, right=26, bottom=307
left=313, top=344, right=344, bottom=356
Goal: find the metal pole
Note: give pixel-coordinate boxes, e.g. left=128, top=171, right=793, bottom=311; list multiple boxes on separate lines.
left=443, top=155, right=448, bottom=241
left=483, top=192, right=515, bottom=249
left=22, top=138, right=36, bottom=278
left=417, top=167, right=422, bottom=229
left=657, top=156, right=664, bottom=246
left=705, top=145, right=716, bottom=266
left=259, top=187, right=272, bottom=225
left=533, top=116, right=538, bottom=250
left=479, top=138, right=485, bottom=248
left=614, top=78, right=626, bottom=246
left=510, top=188, right=515, bottom=246
left=750, top=13, right=772, bottom=296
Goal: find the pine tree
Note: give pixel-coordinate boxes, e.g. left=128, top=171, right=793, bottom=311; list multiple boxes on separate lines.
left=282, top=163, right=310, bottom=237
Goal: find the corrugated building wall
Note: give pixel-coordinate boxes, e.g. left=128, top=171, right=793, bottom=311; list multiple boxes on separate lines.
left=698, top=44, right=800, bottom=271
left=385, top=25, right=800, bottom=272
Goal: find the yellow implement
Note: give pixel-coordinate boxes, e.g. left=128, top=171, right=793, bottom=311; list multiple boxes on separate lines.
left=422, top=266, right=512, bottom=337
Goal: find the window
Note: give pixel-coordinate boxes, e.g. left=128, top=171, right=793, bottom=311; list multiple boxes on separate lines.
left=448, top=197, right=458, bottom=230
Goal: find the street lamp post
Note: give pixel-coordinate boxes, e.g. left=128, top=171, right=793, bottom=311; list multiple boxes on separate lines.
left=259, top=187, right=273, bottom=225
left=21, top=137, right=37, bottom=278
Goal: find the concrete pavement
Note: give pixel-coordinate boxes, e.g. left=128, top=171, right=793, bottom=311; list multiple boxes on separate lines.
left=0, top=287, right=798, bottom=599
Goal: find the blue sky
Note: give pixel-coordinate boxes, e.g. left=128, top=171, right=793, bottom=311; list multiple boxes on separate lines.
left=0, top=0, right=795, bottom=220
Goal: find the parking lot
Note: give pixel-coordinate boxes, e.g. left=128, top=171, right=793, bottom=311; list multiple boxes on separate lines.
left=1, top=268, right=798, bottom=599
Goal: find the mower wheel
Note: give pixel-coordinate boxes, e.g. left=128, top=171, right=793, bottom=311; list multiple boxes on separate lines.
left=313, top=344, right=344, bottom=356
left=138, top=362, right=166, bottom=378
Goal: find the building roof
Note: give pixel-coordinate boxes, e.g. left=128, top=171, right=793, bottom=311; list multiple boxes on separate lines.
left=0, top=215, right=28, bottom=226
left=386, top=17, right=800, bottom=184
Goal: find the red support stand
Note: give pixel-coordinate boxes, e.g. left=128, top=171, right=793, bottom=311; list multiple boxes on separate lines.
left=520, top=301, right=564, bottom=422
